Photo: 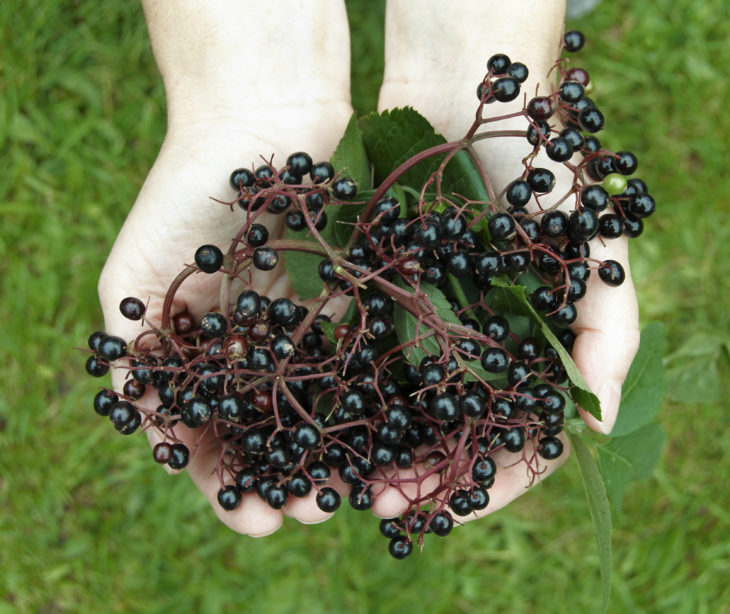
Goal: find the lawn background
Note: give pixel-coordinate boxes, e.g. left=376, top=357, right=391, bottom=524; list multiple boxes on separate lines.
left=1, top=1, right=729, bottom=613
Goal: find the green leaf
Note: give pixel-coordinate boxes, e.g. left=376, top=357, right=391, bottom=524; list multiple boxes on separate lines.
left=320, top=321, right=339, bottom=345
left=330, top=113, right=371, bottom=189
left=597, top=423, right=664, bottom=515
left=392, top=282, right=458, bottom=366
left=611, top=322, right=666, bottom=437
left=283, top=251, right=323, bottom=300
left=489, top=280, right=601, bottom=420
left=359, top=107, right=489, bottom=202
left=570, top=434, right=612, bottom=612
left=392, top=303, right=440, bottom=366
left=663, top=332, right=728, bottom=404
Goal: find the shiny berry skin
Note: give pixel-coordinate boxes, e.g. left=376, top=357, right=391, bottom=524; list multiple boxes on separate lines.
left=582, top=135, right=601, bottom=153
left=538, top=436, right=564, bottom=459
left=623, top=216, right=644, bottom=238
left=487, top=53, right=511, bottom=73
left=429, top=511, right=454, bottom=537
left=265, top=484, right=288, bottom=509
left=93, top=389, right=118, bottom=416
left=527, top=168, right=556, bottom=193
left=541, top=210, right=568, bottom=237
left=580, top=185, right=610, bottom=212
left=447, top=251, right=471, bottom=277
left=181, top=396, right=212, bottom=428
left=578, top=107, right=605, bottom=133
left=286, top=151, right=312, bottom=176
left=503, top=427, right=526, bottom=453
left=527, top=96, right=554, bottom=120
left=429, top=393, right=459, bottom=421
left=380, top=518, right=401, bottom=539
left=286, top=472, right=312, bottom=498
left=284, top=210, right=306, bottom=231
left=217, top=485, right=242, bottom=511
left=506, top=180, right=532, bottom=206
left=246, top=223, right=269, bottom=247
left=599, top=214, right=623, bottom=238
left=546, top=137, right=573, bottom=162
left=252, top=246, right=278, bottom=271
left=85, top=355, right=109, bottom=377
left=109, top=401, right=136, bottom=429
left=168, top=443, right=190, bottom=469
left=628, top=193, right=656, bottom=218
left=507, top=361, right=531, bottom=386
left=198, top=312, right=225, bottom=338
left=293, top=422, right=321, bottom=449
left=119, top=297, right=146, bottom=321
left=341, top=389, right=366, bottom=416
left=449, top=490, right=472, bottom=516
left=568, top=209, right=599, bottom=242
left=98, top=335, right=127, bottom=361
left=560, top=127, right=584, bottom=150
left=316, top=487, right=341, bottom=513
left=349, top=483, right=373, bottom=510
left=310, top=161, right=335, bottom=184
left=373, top=196, right=400, bottom=223
left=151, top=442, right=172, bottom=464
left=507, top=62, right=529, bottom=82
left=218, top=393, right=245, bottom=423
left=472, top=456, right=497, bottom=483
left=551, top=303, right=578, bottom=327
left=459, top=392, right=485, bottom=418
left=527, top=120, right=551, bottom=146
left=488, top=213, right=516, bottom=241
left=230, top=168, right=255, bottom=190
left=614, top=150, right=638, bottom=175
left=481, top=347, right=508, bottom=373
left=194, top=245, right=224, bottom=274
left=331, top=177, right=357, bottom=200
left=388, top=536, right=413, bottom=559
left=530, top=286, right=559, bottom=312
left=598, top=260, right=626, bottom=286
left=270, top=334, right=295, bottom=360
left=483, top=315, right=509, bottom=341
left=467, top=486, right=489, bottom=511
left=563, top=30, right=586, bottom=52
left=566, top=66, right=590, bottom=86
left=559, top=80, right=585, bottom=103
left=492, top=77, right=520, bottom=102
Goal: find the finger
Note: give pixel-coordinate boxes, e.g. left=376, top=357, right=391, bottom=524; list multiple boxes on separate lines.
left=449, top=433, right=570, bottom=523
left=179, top=428, right=285, bottom=537
left=572, top=237, right=640, bottom=434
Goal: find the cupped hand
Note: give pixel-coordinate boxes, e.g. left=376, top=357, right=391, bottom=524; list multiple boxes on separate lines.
left=369, top=0, right=639, bottom=522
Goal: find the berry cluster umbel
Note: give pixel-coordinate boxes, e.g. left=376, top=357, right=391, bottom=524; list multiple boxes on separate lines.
left=84, top=31, right=654, bottom=558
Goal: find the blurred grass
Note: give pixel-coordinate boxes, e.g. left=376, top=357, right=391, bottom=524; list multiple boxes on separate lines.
left=1, top=1, right=729, bottom=613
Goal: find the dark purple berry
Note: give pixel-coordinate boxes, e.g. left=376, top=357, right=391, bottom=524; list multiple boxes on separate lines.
left=119, top=297, right=146, bottom=320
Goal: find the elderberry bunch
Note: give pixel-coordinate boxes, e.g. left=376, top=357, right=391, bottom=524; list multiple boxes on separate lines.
left=83, top=31, right=654, bottom=558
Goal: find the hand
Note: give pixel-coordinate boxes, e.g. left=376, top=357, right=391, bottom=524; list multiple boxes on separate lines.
left=99, top=1, right=353, bottom=536
left=369, top=0, right=639, bottom=520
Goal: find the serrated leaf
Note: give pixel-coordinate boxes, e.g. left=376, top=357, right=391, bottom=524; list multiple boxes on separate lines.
left=570, top=434, right=612, bottom=612
left=330, top=113, right=371, bottom=189
left=597, top=423, right=664, bottom=515
left=489, top=280, right=601, bottom=420
left=359, top=107, right=489, bottom=202
left=611, top=322, right=666, bottom=437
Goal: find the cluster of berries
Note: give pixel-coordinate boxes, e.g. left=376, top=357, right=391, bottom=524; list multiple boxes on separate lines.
left=83, top=31, right=654, bottom=558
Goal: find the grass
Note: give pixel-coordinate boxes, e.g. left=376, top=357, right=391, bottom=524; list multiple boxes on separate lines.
left=1, top=0, right=729, bottom=612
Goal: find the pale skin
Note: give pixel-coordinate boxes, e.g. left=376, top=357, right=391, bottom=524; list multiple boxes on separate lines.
left=99, top=0, right=639, bottom=536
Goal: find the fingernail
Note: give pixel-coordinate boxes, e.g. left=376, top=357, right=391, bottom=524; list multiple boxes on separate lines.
left=596, top=380, right=622, bottom=434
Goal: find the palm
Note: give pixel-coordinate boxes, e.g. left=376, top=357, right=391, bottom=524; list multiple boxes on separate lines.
left=99, top=108, right=352, bottom=535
